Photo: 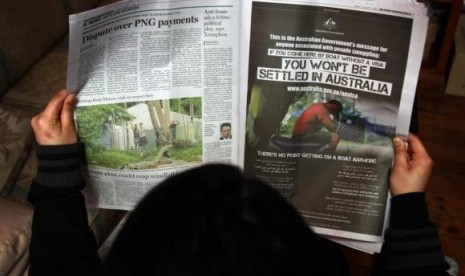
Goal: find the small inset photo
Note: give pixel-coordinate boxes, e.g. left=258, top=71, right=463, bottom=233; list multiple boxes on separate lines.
left=219, top=122, right=232, bottom=140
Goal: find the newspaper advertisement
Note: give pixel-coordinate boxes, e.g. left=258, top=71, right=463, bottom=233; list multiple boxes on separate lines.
left=239, top=0, right=427, bottom=242
left=67, top=0, right=427, bottom=245
left=67, top=0, right=239, bottom=210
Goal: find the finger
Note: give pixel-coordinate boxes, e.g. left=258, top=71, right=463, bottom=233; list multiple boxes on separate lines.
left=31, top=110, right=54, bottom=131
left=407, top=134, right=431, bottom=160
left=42, top=90, right=68, bottom=120
left=60, top=94, right=76, bottom=130
left=392, top=136, right=408, bottom=169
left=30, top=113, right=41, bottom=131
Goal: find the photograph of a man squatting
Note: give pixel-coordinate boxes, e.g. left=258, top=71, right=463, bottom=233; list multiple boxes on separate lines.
left=292, top=100, right=343, bottom=153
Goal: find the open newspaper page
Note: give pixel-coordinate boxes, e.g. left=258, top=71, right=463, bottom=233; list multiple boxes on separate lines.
left=67, top=0, right=239, bottom=210
left=239, top=0, right=428, bottom=243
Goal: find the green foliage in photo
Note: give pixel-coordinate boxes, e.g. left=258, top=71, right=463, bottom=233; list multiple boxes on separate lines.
left=170, top=98, right=202, bottom=118
left=170, top=141, right=202, bottom=162
left=86, top=148, right=141, bottom=168
left=85, top=141, right=202, bottom=169
left=75, top=104, right=134, bottom=150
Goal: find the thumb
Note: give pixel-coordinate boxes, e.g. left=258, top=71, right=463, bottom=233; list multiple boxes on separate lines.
left=61, top=93, right=76, bottom=130
left=392, top=136, right=408, bottom=169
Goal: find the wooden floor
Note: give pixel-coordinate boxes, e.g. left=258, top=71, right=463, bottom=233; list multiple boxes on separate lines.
left=341, top=89, right=465, bottom=275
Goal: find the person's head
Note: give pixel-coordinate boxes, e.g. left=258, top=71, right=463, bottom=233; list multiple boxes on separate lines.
left=220, top=122, right=231, bottom=139
left=139, top=122, right=143, bottom=128
left=325, top=100, right=343, bottom=120
left=102, top=164, right=343, bottom=275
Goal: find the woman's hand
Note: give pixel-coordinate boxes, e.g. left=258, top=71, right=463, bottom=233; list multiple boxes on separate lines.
left=31, top=89, right=78, bottom=145
left=390, top=134, right=433, bottom=196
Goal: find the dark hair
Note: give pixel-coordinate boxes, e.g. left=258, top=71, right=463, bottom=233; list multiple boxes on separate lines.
left=220, top=122, right=231, bottom=130
left=327, top=100, right=343, bottom=113
left=102, top=164, right=346, bottom=275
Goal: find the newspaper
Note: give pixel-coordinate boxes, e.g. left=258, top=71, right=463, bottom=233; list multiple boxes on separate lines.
left=238, top=0, right=428, bottom=246
left=67, top=0, right=428, bottom=248
left=68, top=0, right=240, bottom=209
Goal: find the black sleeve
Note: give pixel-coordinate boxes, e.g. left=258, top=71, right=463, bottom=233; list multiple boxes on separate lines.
left=28, top=143, right=100, bottom=276
left=373, top=192, right=450, bottom=276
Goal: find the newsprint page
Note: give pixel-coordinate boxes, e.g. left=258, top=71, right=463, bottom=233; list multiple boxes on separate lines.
left=67, top=0, right=428, bottom=252
left=238, top=0, right=427, bottom=251
left=68, top=0, right=240, bottom=209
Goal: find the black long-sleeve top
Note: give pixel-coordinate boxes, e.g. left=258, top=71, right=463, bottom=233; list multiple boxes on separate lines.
left=27, top=143, right=450, bottom=275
